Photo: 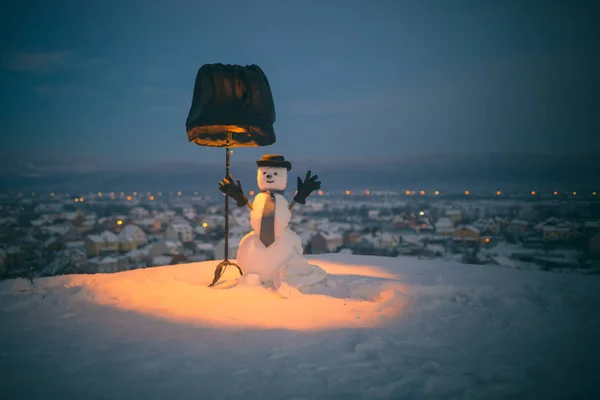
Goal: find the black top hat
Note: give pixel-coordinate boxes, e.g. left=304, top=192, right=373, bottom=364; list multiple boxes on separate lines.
left=256, top=154, right=292, bottom=170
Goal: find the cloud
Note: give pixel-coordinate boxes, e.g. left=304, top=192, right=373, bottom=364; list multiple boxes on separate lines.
left=1, top=50, right=73, bottom=73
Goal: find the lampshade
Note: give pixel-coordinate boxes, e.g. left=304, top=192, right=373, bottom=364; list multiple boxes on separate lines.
left=185, top=63, right=276, bottom=147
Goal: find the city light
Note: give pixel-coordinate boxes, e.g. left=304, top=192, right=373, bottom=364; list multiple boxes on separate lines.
left=98, top=192, right=103, bottom=197
left=318, top=190, right=323, bottom=196
left=405, top=190, right=410, bottom=195
left=177, top=191, right=182, bottom=196
left=117, top=220, right=123, bottom=225
left=133, top=192, right=138, bottom=196
left=465, top=190, right=470, bottom=195
left=485, top=238, right=491, bottom=243
left=420, top=190, right=425, bottom=195
left=50, top=192, right=54, bottom=197
left=126, top=196, right=132, bottom=201
left=434, top=191, right=439, bottom=195
left=594, top=192, right=597, bottom=196
left=249, top=190, right=255, bottom=196
left=496, top=191, right=501, bottom=196
left=345, top=190, right=351, bottom=195
left=365, top=190, right=370, bottom=195
left=149, top=195, right=155, bottom=201
left=553, top=191, right=558, bottom=195
left=79, top=197, right=84, bottom=202
left=120, top=192, right=125, bottom=196
left=573, top=191, right=577, bottom=195
left=531, top=191, right=536, bottom=195
left=419, top=211, right=425, bottom=216
left=74, top=198, right=79, bottom=203
left=202, top=222, right=208, bottom=228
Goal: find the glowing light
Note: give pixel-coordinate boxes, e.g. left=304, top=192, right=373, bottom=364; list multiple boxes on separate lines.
left=79, top=197, right=84, bottom=202
left=531, top=191, right=536, bottom=195
left=345, top=190, right=351, bottom=195
left=553, top=191, right=558, bottom=195
left=50, top=192, right=54, bottom=197
left=133, top=192, right=138, bottom=196
left=419, top=211, right=425, bottom=216
left=120, top=192, right=125, bottom=196
left=117, top=220, right=123, bottom=225
left=249, top=190, right=255, bottom=196
left=419, top=190, right=425, bottom=195
left=318, top=190, right=323, bottom=196
left=405, top=190, right=411, bottom=195
left=593, top=192, right=597, bottom=196
left=97, top=192, right=103, bottom=197
left=84, top=260, right=407, bottom=330
left=365, top=190, right=370, bottom=195
left=126, top=196, right=132, bottom=201
left=573, top=191, right=577, bottom=195
left=434, top=191, right=439, bottom=195
left=496, top=191, right=502, bottom=196
left=177, top=191, right=182, bottom=196
left=465, top=190, right=470, bottom=195
left=485, top=238, right=491, bottom=243
left=74, top=198, right=79, bottom=203
left=202, top=222, right=208, bottom=228
left=149, top=195, right=155, bottom=201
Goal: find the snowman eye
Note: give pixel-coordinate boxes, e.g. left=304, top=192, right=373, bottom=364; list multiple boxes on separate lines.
left=263, top=172, right=266, bottom=175
left=274, top=172, right=278, bottom=176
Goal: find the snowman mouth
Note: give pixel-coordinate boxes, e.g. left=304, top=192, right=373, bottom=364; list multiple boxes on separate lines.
left=266, top=180, right=274, bottom=183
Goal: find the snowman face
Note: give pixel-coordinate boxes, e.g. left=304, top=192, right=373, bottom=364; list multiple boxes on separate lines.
left=257, top=166, right=287, bottom=191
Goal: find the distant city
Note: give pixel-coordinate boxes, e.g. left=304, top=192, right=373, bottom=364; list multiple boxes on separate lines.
left=1, top=187, right=599, bottom=281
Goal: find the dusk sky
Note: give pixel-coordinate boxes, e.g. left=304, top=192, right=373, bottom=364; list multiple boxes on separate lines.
left=0, top=0, right=597, bottom=165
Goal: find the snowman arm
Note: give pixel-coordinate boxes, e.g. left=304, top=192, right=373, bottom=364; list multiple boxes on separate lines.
left=246, top=201, right=253, bottom=210
left=289, top=201, right=296, bottom=210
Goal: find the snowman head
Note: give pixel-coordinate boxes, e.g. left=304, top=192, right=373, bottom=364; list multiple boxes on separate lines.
left=257, top=167, right=287, bottom=191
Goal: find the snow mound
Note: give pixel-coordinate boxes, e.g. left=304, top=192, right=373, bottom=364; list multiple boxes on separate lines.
left=1, top=255, right=599, bottom=399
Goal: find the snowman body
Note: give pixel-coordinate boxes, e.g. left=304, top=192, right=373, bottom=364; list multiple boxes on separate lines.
left=236, top=166, right=328, bottom=294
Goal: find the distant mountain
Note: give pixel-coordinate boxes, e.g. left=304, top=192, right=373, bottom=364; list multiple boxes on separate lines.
left=1, top=152, right=598, bottom=192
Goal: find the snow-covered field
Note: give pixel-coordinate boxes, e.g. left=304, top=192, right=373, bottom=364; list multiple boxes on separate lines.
left=1, top=254, right=599, bottom=399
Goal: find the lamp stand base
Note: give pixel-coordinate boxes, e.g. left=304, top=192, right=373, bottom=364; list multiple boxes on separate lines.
left=208, top=259, right=244, bottom=287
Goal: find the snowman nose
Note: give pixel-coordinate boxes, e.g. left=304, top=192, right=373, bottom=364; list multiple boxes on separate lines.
left=266, top=174, right=273, bottom=179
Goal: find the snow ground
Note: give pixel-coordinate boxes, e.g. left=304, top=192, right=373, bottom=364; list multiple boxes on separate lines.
left=1, top=254, right=599, bottom=400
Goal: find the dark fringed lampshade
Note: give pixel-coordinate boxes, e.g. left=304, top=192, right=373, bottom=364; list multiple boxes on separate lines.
left=185, top=63, right=276, bottom=147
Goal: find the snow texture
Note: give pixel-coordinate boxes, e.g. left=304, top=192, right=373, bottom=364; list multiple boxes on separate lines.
left=1, top=254, right=599, bottom=400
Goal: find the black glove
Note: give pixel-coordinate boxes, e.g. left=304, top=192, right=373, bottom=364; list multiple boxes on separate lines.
left=218, top=174, right=248, bottom=207
left=293, top=170, right=321, bottom=204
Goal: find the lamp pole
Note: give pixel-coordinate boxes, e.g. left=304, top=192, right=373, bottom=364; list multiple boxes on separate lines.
left=209, top=132, right=243, bottom=286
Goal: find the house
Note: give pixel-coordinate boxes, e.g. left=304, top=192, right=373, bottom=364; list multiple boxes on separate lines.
left=310, top=232, right=343, bottom=254
left=195, top=242, right=215, bottom=258
left=165, top=221, right=193, bottom=243
left=508, top=219, right=529, bottom=236
left=445, top=209, right=462, bottom=224
left=87, top=256, right=125, bottom=273
left=542, top=224, right=578, bottom=241
left=434, top=217, right=455, bottom=236
left=214, top=236, right=242, bottom=260
left=343, top=232, right=361, bottom=246
left=452, top=226, right=481, bottom=244
left=85, top=230, right=119, bottom=257
left=118, top=224, right=147, bottom=247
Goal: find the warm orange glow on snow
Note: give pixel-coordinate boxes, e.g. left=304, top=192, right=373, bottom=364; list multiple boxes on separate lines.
left=82, top=259, right=407, bottom=331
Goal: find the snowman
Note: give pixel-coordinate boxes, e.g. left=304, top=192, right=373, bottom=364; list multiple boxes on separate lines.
left=219, top=154, right=331, bottom=297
